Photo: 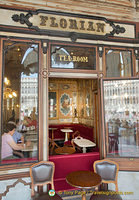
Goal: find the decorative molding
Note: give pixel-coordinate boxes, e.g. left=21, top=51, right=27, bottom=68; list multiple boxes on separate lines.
left=106, top=20, right=125, bottom=36
left=49, top=72, right=98, bottom=78
left=97, top=73, right=104, bottom=78
left=134, top=48, right=139, bottom=60
left=41, top=40, right=48, bottom=54
left=10, top=9, right=128, bottom=40
left=12, top=12, right=33, bottom=27
left=70, top=32, right=78, bottom=42
left=40, top=69, right=49, bottom=79
left=98, top=46, right=104, bottom=57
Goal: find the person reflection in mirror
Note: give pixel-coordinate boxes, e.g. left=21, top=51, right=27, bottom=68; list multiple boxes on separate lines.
left=8, top=119, right=24, bottom=144
left=26, top=117, right=37, bottom=129
left=1, top=123, right=24, bottom=160
left=8, top=119, right=25, bottom=158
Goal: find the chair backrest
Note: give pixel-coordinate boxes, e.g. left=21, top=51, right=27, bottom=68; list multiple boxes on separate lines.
left=72, top=130, right=80, bottom=139
left=93, top=159, right=119, bottom=191
left=30, top=161, right=55, bottom=196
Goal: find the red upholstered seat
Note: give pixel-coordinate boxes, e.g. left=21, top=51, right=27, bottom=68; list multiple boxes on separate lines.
left=64, top=140, right=72, bottom=146
left=49, top=123, right=94, bottom=142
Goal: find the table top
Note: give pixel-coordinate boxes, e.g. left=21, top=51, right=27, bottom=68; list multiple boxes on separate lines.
left=66, top=170, right=101, bottom=189
left=55, top=146, right=75, bottom=155
left=22, top=145, right=37, bottom=152
left=25, top=131, right=37, bottom=135
left=73, top=138, right=96, bottom=148
left=49, top=128, right=58, bottom=130
left=61, top=129, right=73, bottom=133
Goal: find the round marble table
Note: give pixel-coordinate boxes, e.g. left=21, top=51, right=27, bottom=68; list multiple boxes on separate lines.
left=60, top=128, right=73, bottom=142
left=66, top=170, right=101, bottom=200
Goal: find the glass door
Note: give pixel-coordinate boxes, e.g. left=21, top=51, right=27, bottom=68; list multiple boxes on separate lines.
left=102, top=78, right=139, bottom=158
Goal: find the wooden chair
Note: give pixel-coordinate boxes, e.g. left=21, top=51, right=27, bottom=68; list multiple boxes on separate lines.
left=49, top=138, right=59, bottom=155
left=90, top=159, right=122, bottom=200
left=64, top=130, right=80, bottom=146
left=72, top=130, right=80, bottom=139
left=30, top=161, right=63, bottom=200
left=71, top=135, right=83, bottom=153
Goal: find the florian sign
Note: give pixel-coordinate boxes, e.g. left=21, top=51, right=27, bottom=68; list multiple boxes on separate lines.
left=0, top=8, right=136, bottom=40
left=38, top=15, right=106, bottom=34
left=12, top=12, right=125, bottom=39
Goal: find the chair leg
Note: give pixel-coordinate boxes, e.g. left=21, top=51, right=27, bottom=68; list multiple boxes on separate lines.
left=31, top=185, right=35, bottom=197
left=115, top=183, right=118, bottom=192
left=51, top=183, right=55, bottom=190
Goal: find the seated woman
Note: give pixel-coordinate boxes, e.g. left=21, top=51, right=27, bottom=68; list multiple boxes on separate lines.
left=1, top=123, right=24, bottom=160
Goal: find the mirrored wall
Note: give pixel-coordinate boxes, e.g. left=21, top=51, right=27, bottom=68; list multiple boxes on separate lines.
left=1, top=40, right=39, bottom=163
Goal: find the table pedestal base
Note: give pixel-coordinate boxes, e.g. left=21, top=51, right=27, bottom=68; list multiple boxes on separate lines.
left=82, top=147, right=87, bottom=153
left=65, top=133, right=68, bottom=142
left=82, top=190, right=86, bottom=200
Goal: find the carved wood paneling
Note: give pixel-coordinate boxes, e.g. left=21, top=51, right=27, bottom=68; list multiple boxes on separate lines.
left=0, top=0, right=138, bottom=22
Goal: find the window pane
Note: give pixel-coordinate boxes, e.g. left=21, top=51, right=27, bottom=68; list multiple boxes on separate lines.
left=103, top=79, right=139, bottom=158
left=49, top=92, right=57, bottom=118
left=106, top=50, right=132, bottom=77
left=1, top=41, right=39, bottom=164
left=51, top=45, right=96, bottom=70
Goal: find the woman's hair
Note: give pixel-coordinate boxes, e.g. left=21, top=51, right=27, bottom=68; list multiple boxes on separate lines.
left=3, top=123, right=16, bottom=133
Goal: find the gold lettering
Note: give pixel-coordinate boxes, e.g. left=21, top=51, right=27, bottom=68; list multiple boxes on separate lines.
left=87, top=21, right=95, bottom=31
left=68, top=56, right=72, bottom=62
left=96, top=23, right=105, bottom=32
left=40, top=16, right=48, bottom=26
left=77, top=56, right=80, bottom=62
left=59, top=55, right=64, bottom=61
left=60, top=18, right=67, bottom=28
left=50, top=17, right=58, bottom=27
left=59, top=54, right=88, bottom=63
left=80, top=20, right=85, bottom=30
left=69, top=19, right=78, bottom=30
left=73, top=56, right=77, bottom=62
left=63, top=56, right=68, bottom=61
left=84, top=57, right=88, bottom=62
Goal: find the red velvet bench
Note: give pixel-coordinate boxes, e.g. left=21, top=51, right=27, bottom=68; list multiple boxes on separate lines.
left=49, top=151, right=100, bottom=191
left=49, top=123, right=94, bottom=142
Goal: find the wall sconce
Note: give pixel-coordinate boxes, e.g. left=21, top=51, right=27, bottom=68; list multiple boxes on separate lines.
left=4, top=88, right=17, bottom=99
left=134, top=48, right=139, bottom=60
left=4, top=77, right=17, bottom=99
left=98, top=46, right=104, bottom=57
left=41, top=40, right=48, bottom=54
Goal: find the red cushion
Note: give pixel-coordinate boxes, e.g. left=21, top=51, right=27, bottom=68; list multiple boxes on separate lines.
left=64, top=141, right=72, bottom=146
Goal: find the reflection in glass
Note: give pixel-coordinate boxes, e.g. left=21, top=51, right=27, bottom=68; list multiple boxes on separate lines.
left=49, top=92, right=57, bottom=118
left=51, top=45, right=96, bottom=70
left=86, top=93, right=90, bottom=117
left=1, top=41, right=39, bottom=163
left=106, top=50, right=132, bottom=77
left=103, top=79, right=139, bottom=158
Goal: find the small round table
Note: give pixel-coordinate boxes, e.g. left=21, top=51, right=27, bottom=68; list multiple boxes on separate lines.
left=49, top=128, right=57, bottom=140
left=60, top=129, right=73, bottom=142
left=66, top=170, right=101, bottom=200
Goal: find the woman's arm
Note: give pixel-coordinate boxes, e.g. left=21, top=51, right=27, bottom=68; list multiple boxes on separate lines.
left=8, top=139, right=24, bottom=150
